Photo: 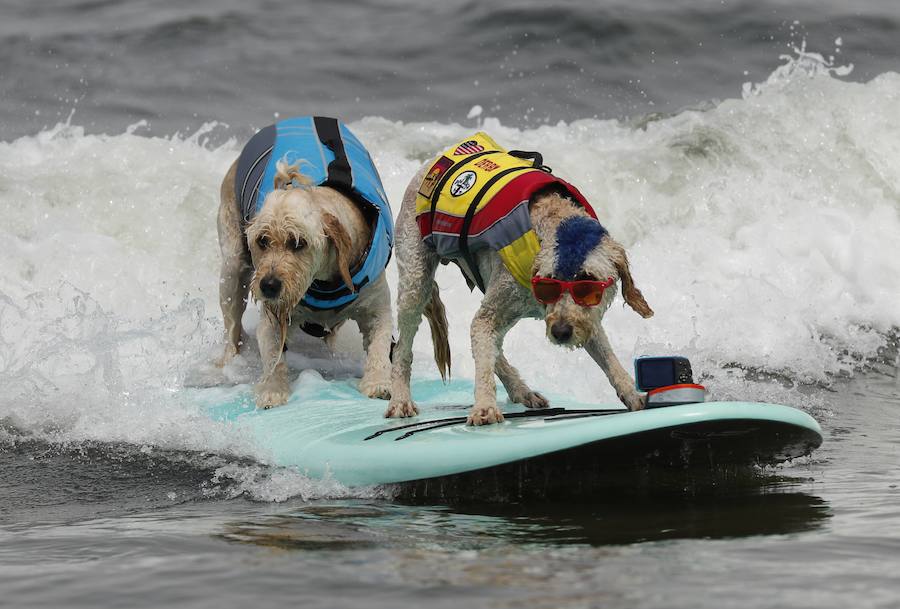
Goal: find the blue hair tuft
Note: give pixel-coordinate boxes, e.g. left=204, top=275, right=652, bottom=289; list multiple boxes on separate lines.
left=554, top=216, right=607, bottom=279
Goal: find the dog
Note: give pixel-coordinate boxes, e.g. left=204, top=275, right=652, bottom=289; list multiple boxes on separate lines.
left=216, top=116, right=394, bottom=408
left=386, top=132, right=653, bottom=426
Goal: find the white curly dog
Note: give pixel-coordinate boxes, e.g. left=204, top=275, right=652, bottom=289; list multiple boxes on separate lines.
left=216, top=118, right=394, bottom=409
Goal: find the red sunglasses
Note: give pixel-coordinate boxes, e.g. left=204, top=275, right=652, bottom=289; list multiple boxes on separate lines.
left=531, top=276, right=615, bottom=307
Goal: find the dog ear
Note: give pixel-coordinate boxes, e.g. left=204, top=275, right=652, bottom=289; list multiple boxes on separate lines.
left=607, top=238, right=653, bottom=318
left=322, top=213, right=355, bottom=292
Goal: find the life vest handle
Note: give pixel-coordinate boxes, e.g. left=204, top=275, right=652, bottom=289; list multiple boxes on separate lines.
left=508, top=150, right=551, bottom=173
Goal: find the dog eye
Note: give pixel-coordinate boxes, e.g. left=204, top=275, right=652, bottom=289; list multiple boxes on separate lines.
left=293, top=238, right=307, bottom=251
left=256, top=236, right=270, bottom=250
left=575, top=272, right=597, bottom=281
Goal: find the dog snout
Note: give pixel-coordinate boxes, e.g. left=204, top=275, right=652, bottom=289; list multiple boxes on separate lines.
left=259, top=275, right=282, bottom=299
left=550, top=321, right=573, bottom=343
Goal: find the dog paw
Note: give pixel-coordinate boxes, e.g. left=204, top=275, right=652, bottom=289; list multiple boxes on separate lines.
left=467, top=404, right=505, bottom=426
left=385, top=399, right=418, bottom=418
left=255, top=383, right=291, bottom=409
left=621, top=391, right=645, bottom=412
left=512, top=390, right=550, bottom=409
left=215, top=344, right=239, bottom=368
left=359, top=375, right=392, bottom=400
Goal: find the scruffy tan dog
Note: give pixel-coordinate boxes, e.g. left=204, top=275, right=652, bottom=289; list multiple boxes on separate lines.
left=387, top=133, right=653, bottom=426
left=217, top=159, right=394, bottom=408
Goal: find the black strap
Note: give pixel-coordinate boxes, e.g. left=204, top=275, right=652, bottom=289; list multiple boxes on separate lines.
left=306, top=117, right=365, bottom=307
left=428, top=150, right=499, bottom=234
left=458, top=165, right=534, bottom=292
left=305, top=274, right=370, bottom=306
left=508, top=149, right=549, bottom=172
left=300, top=322, right=331, bottom=338
left=313, top=116, right=353, bottom=189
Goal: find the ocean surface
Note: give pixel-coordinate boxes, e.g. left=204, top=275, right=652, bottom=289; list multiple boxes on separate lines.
left=2, top=1, right=900, bottom=608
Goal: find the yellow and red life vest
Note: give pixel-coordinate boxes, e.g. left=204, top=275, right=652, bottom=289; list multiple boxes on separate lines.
left=415, top=132, right=596, bottom=291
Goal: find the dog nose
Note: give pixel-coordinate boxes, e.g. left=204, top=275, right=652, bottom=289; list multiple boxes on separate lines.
left=259, top=275, right=282, bottom=298
left=550, top=321, right=573, bottom=343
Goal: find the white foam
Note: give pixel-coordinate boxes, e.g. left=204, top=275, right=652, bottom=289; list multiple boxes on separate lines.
left=203, top=463, right=387, bottom=502
left=1, top=51, right=897, bottom=499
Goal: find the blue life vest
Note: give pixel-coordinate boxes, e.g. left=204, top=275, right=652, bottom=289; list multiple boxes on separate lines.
left=235, top=116, right=393, bottom=311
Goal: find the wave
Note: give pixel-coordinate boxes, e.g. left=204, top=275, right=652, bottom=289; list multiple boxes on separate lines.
left=1, top=50, right=898, bottom=498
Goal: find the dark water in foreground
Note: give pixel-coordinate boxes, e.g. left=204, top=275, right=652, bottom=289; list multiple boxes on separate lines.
left=2, top=368, right=898, bottom=609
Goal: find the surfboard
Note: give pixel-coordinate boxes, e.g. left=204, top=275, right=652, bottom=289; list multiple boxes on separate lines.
left=199, top=378, right=823, bottom=497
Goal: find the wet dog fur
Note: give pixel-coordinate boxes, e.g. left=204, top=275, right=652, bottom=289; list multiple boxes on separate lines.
left=387, top=164, right=653, bottom=426
left=216, top=160, right=394, bottom=408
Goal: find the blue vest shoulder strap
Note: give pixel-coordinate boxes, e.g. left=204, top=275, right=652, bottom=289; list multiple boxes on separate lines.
left=234, top=117, right=393, bottom=311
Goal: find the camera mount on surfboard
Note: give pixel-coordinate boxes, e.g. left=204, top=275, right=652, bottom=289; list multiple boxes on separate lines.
left=634, top=356, right=707, bottom=407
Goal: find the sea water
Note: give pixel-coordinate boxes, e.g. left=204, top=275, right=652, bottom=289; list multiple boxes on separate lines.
left=1, top=1, right=899, bottom=607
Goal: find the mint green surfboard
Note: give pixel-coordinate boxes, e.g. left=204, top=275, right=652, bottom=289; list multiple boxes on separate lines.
left=200, top=378, right=823, bottom=496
